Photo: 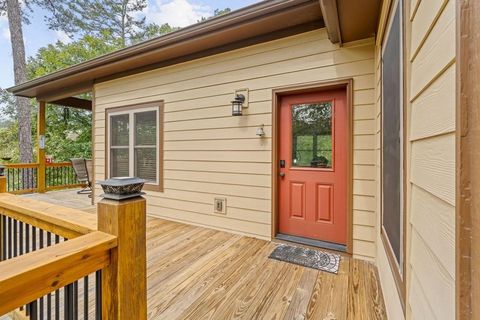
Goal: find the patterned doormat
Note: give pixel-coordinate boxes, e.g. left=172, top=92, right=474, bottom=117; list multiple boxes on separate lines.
left=268, top=244, right=341, bottom=274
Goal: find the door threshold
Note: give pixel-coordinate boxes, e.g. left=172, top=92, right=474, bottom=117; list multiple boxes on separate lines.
left=275, top=233, right=347, bottom=253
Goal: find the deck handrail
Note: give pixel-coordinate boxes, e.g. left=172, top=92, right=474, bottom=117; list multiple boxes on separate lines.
left=0, top=231, right=116, bottom=315
left=0, top=194, right=96, bottom=239
left=2, top=161, right=85, bottom=194
left=0, top=176, right=147, bottom=320
left=3, top=163, right=40, bottom=169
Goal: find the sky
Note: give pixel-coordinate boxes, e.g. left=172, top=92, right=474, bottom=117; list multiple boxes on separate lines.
left=0, top=0, right=259, bottom=90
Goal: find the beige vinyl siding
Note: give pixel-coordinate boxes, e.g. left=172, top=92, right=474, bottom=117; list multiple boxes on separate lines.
left=374, top=0, right=456, bottom=318
left=407, top=0, right=455, bottom=319
left=93, top=29, right=377, bottom=258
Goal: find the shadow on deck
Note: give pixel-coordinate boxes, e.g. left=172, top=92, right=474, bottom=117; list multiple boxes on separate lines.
left=22, top=190, right=387, bottom=320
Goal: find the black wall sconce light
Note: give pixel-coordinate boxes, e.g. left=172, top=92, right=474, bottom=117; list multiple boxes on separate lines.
left=231, top=94, right=246, bottom=116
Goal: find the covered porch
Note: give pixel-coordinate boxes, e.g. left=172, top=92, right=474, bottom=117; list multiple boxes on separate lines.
left=9, top=189, right=386, bottom=319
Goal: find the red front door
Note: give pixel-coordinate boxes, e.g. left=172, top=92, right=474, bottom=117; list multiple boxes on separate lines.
left=278, top=89, right=348, bottom=245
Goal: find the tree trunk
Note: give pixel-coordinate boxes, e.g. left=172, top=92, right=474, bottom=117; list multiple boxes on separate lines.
left=6, top=0, right=33, bottom=164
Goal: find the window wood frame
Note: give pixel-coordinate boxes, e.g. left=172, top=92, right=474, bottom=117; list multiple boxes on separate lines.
left=105, top=101, right=164, bottom=192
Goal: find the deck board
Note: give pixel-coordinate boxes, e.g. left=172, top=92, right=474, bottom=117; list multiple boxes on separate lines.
left=141, top=216, right=386, bottom=319
left=17, top=191, right=387, bottom=319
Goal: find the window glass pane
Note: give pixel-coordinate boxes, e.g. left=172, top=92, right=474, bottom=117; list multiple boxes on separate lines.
left=135, top=111, right=157, bottom=146
left=111, top=148, right=129, bottom=177
left=111, top=114, right=129, bottom=146
left=291, top=102, right=332, bottom=168
left=135, top=148, right=157, bottom=182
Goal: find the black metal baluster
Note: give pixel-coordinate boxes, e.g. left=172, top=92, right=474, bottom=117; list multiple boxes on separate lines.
left=47, top=232, right=52, bottom=320
left=84, top=276, right=89, bottom=320
left=1, top=215, right=6, bottom=260
left=26, top=223, right=30, bottom=254
left=55, top=235, right=60, bottom=320
left=7, top=217, right=12, bottom=259
left=18, top=221, right=24, bottom=314
left=39, top=229, right=44, bottom=320
left=25, top=223, right=30, bottom=317
left=30, top=227, right=38, bottom=318
left=19, top=221, right=23, bottom=255
left=65, top=283, right=74, bottom=320
left=30, top=301, right=38, bottom=320
left=95, top=271, right=102, bottom=320
left=13, top=219, right=17, bottom=257
left=74, top=281, right=79, bottom=320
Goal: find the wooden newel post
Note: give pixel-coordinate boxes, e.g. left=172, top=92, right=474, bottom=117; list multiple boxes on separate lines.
left=97, top=194, right=147, bottom=320
left=37, top=101, right=46, bottom=193
left=0, top=167, right=6, bottom=194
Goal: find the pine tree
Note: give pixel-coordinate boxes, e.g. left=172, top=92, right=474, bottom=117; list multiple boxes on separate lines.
left=38, top=0, right=148, bottom=47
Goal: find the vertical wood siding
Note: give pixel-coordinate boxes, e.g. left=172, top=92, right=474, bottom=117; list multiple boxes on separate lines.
left=93, top=29, right=377, bottom=258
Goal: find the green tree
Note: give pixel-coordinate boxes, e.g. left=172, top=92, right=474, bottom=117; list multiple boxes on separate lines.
left=27, top=32, right=122, bottom=77
left=198, top=7, right=231, bottom=22
left=38, top=0, right=148, bottom=46
left=26, top=34, right=121, bottom=161
left=131, top=22, right=179, bottom=44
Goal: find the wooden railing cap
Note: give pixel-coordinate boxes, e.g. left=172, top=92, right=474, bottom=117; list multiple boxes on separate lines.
left=0, top=194, right=97, bottom=238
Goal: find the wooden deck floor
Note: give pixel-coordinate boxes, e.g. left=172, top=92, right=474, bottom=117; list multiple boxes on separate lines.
left=139, top=217, right=386, bottom=320
left=23, top=191, right=387, bottom=319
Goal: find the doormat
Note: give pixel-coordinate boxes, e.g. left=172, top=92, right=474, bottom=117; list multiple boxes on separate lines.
left=268, top=244, right=341, bottom=274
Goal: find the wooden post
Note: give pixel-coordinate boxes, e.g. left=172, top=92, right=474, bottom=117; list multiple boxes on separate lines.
left=97, top=197, right=147, bottom=320
left=456, top=0, right=480, bottom=319
left=0, top=175, right=6, bottom=193
left=37, top=101, right=46, bottom=193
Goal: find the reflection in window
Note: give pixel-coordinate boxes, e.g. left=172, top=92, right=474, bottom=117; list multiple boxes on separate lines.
left=292, top=102, right=333, bottom=168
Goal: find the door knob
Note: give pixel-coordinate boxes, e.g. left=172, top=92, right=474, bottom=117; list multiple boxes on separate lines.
left=279, top=172, right=285, bottom=177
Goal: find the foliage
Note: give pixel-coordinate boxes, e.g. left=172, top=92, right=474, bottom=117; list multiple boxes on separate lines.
left=26, top=34, right=124, bottom=161
left=43, top=107, right=93, bottom=161
left=27, top=32, right=122, bottom=77
left=0, top=89, right=17, bottom=121
left=0, top=121, right=20, bottom=161
left=0, top=2, right=235, bottom=164
left=131, top=22, right=179, bottom=44
left=198, top=7, right=231, bottom=22
left=37, top=0, right=148, bottom=46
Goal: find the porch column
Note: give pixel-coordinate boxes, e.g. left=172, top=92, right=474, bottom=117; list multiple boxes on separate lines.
left=37, top=101, right=46, bottom=193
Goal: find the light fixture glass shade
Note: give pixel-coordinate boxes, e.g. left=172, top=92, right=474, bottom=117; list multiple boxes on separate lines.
left=231, top=94, right=245, bottom=116
left=232, top=101, right=242, bottom=116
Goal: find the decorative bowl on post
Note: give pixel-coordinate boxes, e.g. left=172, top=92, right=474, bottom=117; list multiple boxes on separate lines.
left=97, top=177, right=146, bottom=200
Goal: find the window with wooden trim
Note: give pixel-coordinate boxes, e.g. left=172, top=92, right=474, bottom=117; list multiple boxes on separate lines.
left=107, top=102, right=163, bottom=192
left=381, top=0, right=405, bottom=300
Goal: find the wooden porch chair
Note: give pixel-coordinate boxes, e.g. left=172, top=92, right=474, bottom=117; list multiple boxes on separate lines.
left=70, top=158, right=93, bottom=195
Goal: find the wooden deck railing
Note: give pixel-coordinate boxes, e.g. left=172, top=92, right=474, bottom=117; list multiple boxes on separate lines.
left=46, top=162, right=84, bottom=191
left=4, top=163, right=39, bottom=194
left=3, top=162, right=85, bottom=194
left=0, top=175, right=147, bottom=320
